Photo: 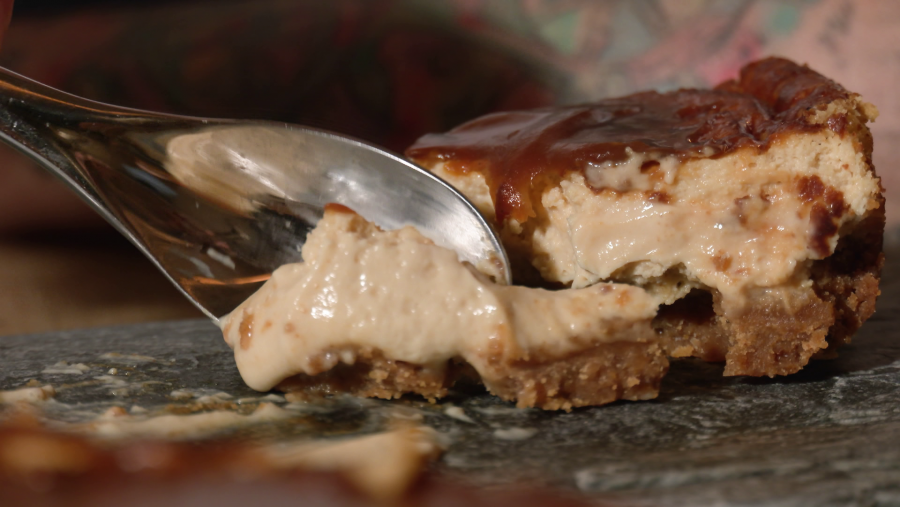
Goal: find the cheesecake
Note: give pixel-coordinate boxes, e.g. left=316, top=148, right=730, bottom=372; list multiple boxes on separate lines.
left=406, top=57, right=884, bottom=377
left=221, top=205, right=665, bottom=410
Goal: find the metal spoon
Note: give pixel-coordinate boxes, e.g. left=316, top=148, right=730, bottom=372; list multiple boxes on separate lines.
left=0, top=67, right=510, bottom=323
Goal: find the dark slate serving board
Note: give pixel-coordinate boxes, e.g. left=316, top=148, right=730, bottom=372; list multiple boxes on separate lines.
left=2, top=248, right=899, bottom=507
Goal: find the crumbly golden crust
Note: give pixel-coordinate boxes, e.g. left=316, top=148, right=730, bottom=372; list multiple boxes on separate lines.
left=654, top=290, right=728, bottom=363
left=276, top=348, right=456, bottom=402
left=812, top=194, right=885, bottom=349
left=654, top=278, right=838, bottom=377
left=480, top=338, right=667, bottom=410
left=277, top=335, right=668, bottom=411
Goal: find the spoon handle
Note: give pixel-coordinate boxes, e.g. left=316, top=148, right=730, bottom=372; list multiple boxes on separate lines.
left=0, top=66, right=153, bottom=232
left=0, top=67, right=512, bottom=321
left=0, top=67, right=231, bottom=321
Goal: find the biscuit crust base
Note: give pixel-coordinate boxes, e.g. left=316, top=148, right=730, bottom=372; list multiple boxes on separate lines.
left=657, top=199, right=884, bottom=377
left=277, top=337, right=668, bottom=411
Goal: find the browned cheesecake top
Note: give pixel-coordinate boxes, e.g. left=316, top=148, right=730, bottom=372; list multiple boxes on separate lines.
left=406, top=58, right=853, bottom=223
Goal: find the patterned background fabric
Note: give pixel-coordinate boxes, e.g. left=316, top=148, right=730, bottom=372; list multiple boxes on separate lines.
left=3, top=0, right=899, bottom=222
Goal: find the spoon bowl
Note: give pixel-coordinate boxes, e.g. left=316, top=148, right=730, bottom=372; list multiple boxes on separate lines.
left=0, top=68, right=510, bottom=322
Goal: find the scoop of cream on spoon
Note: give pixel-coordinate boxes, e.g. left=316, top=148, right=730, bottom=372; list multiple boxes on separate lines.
left=0, top=67, right=510, bottom=322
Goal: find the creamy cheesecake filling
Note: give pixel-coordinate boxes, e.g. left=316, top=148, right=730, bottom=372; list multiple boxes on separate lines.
left=220, top=206, right=659, bottom=395
left=216, top=58, right=882, bottom=398
left=429, top=127, right=881, bottom=303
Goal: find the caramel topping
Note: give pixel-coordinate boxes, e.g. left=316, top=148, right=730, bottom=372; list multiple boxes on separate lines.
left=406, top=58, right=851, bottom=224
left=323, top=203, right=357, bottom=215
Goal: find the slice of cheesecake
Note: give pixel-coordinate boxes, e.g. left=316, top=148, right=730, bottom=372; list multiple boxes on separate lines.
left=406, top=57, right=884, bottom=377
left=221, top=205, right=665, bottom=410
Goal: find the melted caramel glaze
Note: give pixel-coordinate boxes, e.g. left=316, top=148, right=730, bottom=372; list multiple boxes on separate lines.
left=406, top=58, right=852, bottom=224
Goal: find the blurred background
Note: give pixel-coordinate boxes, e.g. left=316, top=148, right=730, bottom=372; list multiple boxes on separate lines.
left=0, top=0, right=898, bottom=335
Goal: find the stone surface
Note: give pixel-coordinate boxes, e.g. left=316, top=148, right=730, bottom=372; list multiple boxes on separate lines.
left=2, top=249, right=899, bottom=506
